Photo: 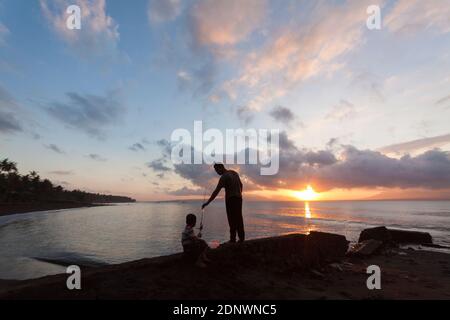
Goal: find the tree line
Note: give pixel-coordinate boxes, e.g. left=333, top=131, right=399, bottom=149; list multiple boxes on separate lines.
left=0, top=158, right=135, bottom=204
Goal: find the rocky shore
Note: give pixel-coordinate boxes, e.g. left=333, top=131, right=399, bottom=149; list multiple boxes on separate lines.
left=1, top=229, right=449, bottom=300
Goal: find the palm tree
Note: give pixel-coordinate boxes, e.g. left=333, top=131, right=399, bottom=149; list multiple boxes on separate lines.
left=0, top=158, right=18, bottom=174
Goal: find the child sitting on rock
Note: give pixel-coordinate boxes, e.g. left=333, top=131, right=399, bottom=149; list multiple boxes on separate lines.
left=181, top=213, right=210, bottom=268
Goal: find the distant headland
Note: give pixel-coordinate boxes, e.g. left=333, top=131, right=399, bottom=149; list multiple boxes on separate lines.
left=0, top=158, right=135, bottom=217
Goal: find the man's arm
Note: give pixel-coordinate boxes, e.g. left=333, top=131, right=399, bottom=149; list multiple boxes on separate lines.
left=202, top=186, right=221, bottom=209
left=202, top=180, right=223, bottom=209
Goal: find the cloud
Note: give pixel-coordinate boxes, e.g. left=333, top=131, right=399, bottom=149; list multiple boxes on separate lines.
left=40, top=0, right=119, bottom=57
left=129, top=143, right=146, bottom=152
left=148, top=0, right=182, bottom=24
left=147, top=158, right=171, bottom=172
left=0, top=85, right=22, bottom=134
left=0, top=111, right=22, bottom=133
left=154, top=130, right=450, bottom=195
left=0, top=22, right=9, bottom=46
left=45, top=144, right=65, bottom=154
left=385, top=0, right=450, bottom=35
left=87, top=153, right=107, bottom=161
left=269, top=106, right=295, bottom=125
left=46, top=91, right=124, bottom=139
left=168, top=186, right=205, bottom=196
left=325, top=100, right=357, bottom=121
left=379, top=134, right=450, bottom=155
left=314, top=147, right=450, bottom=190
left=48, top=170, right=73, bottom=175
left=189, top=0, right=267, bottom=47
left=218, top=0, right=382, bottom=112
left=236, top=105, right=254, bottom=125
left=435, top=94, right=450, bottom=106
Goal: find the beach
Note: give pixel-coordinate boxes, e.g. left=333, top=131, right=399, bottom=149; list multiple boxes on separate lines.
left=0, top=202, right=106, bottom=217
left=1, top=232, right=449, bottom=300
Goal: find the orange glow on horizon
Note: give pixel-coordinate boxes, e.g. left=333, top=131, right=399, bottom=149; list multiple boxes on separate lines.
left=293, top=185, right=319, bottom=201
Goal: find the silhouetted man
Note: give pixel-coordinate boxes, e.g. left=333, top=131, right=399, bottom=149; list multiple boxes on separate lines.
left=202, top=163, right=245, bottom=243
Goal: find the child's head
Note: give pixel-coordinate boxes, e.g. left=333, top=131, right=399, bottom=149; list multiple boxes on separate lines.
left=186, top=213, right=196, bottom=227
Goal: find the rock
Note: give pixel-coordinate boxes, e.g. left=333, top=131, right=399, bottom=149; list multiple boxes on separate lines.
left=358, top=226, right=433, bottom=245
left=422, top=243, right=450, bottom=249
left=309, top=269, right=325, bottom=279
left=358, top=226, right=392, bottom=243
left=210, top=232, right=349, bottom=270
left=347, top=239, right=383, bottom=257
left=329, top=263, right=343, bottom=272
left=388, top=229, right=432, bottom=244
left=304, top=231, right=349, bottom=266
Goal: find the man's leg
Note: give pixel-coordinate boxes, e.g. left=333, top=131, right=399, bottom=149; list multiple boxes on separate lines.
left=234, top=197, right=245, bottom=242
left=225, top=198, right=237, bottom=242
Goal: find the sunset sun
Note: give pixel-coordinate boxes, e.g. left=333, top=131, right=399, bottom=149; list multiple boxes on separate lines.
left=294, top=185, right=319, bottom=201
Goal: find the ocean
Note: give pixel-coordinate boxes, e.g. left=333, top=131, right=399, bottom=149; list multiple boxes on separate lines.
left=0, top=200, right=449, bottom=280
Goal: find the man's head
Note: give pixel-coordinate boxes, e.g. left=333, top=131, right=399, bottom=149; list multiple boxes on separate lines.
left=213, top=163, right=226, bottom=175
left=186, top=213, right=196, bottom=227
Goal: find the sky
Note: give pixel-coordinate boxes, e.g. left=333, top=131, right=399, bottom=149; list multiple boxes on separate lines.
left=1, top=0, right=450, bottom=201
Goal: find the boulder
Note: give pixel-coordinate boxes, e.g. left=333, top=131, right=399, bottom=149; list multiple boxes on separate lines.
left=388, top=229, right=432, bottom=244
left=358, top=226, right=433, bottom=245
left=358, top=226, right=392, bottom=243
left=347, top=239, right=383, bottom=257
left=305, top=231, right=349, bottom=265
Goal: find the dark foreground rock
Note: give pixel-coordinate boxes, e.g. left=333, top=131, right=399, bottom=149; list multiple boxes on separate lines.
left=348, top=239, right=383, bottom=257
left=0, top=232, right=348, bottom=300
left=359, top=226, right=432, bottom=245
left=1, top=232, right=449, bottom=300
left=389, top=229, right=432, bottom=244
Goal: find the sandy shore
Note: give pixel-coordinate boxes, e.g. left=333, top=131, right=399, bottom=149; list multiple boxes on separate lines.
left=0, top=202, right=106, bottom=217
left=1, top=233, right=449, bottom=300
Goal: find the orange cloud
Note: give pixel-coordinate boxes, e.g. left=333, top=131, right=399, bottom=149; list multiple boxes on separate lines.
left=190, top=0, right=267, bottom=47
left=385, top=0, right=450, bottom=34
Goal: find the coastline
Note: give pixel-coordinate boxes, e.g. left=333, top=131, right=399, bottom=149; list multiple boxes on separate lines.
left=1, top=232, right=449, bottom=300
left=0, top=202, right=108, bottom=217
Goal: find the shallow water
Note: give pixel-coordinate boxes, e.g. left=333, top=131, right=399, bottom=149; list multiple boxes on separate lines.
left=0, top=200, right=449, bottom=280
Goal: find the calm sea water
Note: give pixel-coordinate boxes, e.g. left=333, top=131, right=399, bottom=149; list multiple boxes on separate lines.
left=0, top=200, right=449, bottom=280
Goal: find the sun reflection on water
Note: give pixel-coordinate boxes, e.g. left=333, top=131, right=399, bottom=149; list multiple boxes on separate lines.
left=305, top=202, right=312, bottom=219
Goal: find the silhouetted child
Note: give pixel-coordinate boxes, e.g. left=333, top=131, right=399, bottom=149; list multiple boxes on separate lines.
left=182, top=213, right=210, bottom=268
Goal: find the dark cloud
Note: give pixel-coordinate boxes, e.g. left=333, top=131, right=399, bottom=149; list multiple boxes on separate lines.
left=0, top=85, right=22, bottom=134
left=46, top=91, right=124, bottom=139
left=147, top=158, right=172, bottom=172
left=87, top=153, right=107, bottom=162
left=0, top=85, right=15, bottom=106
left=129, top=143, right=146, bottom=152
left=154, top=131, right=450, bottom=195
left=236, top=105, right=254, bottom=125
left=314, top=147, right=450, bottom=190
left=0, top=111, right=22, bottom=133
left=269, top=106, right=295, bottom=124
left=156, top=139, right=173, bottom=158
left=44, top=144, right=65, bottom=154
